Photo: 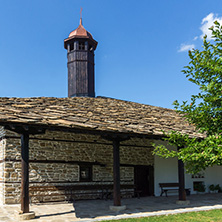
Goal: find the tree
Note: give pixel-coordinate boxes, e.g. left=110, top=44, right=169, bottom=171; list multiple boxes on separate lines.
left=153, top=21, right=222, bottom=174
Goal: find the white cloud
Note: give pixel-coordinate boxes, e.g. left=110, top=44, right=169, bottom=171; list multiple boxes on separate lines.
left=200, top=13, right=222, bottom=39
left=178, top=43, right=195, bottom=52
left=178, top=13, right=222, bottom=53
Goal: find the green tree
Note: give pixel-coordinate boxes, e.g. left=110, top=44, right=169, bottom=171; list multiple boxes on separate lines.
left=153, top=21, right=222, bottom=174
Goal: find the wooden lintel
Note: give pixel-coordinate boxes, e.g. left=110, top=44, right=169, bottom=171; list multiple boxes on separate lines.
left=2, top=158, right=105, bottom=167
left=9, top=124, right=16, bottom=130
left=120, top=163, right=152, bottom=167
left=5, top=124, right=45, bottom=135
left=1, top=122, right=165, bottom=140
left=23, top=125, right=29, bottom=131
left=3, top=135, right=154, bottom=149
left=1, top=179, right=133, bottom=184
left=101, top=134, right=130, bottom=142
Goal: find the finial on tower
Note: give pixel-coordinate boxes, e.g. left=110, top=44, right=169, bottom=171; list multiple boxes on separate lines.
left=80, top=8, right=83, bottom=25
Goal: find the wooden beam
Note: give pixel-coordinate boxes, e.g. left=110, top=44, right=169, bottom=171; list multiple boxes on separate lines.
left=178, top=147, right=186, bottom=201
left=1, top=158, right=106, bottom=167
left=113, top=139, right=121, bottom=206
left=5, top=124, right=45, bottom=135
left=21, top=133, right=30, bottom=213
left=1, top=122, right=167, bottom=140
left=101, top=134, right=130, bottom=142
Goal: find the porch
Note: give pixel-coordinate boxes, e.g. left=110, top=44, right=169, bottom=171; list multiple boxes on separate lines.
left=1, top=193, right=222, bottom=221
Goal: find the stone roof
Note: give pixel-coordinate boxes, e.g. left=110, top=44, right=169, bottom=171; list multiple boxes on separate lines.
left=0, top=96, right=203, bottom=137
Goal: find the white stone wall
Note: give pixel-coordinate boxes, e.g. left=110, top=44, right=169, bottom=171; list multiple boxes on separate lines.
left=154, top=140, right=178, bottom=196
left=185, top=165, right=222, bottom=194
left=154, top=140, right=222, bottom=196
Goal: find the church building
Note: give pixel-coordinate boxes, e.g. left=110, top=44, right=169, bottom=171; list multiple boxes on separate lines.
left=0, top=16, right=222, bottom=216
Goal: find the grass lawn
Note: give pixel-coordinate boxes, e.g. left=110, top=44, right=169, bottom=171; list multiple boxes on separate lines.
left=105, top=209, right=222, bottom=221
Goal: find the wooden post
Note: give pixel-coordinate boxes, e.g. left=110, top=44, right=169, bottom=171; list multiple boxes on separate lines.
left=113, top=139, right=121, bottom=206
left=21, top=133, right=30, bottom=213
left=178, top=156, right=186, bottom=201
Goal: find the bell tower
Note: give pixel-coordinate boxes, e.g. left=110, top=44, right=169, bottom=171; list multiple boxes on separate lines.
left=64, top=13, right=98, bottom=97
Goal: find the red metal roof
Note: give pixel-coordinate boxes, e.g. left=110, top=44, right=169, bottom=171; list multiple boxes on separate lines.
left=68, top=18, right=93, bottom=39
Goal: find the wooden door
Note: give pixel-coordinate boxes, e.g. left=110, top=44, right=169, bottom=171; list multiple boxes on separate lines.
left=134, top=165, right=154, bottom=196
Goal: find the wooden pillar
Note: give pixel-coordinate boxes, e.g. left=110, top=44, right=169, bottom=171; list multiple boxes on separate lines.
left=113, top=139, right=121, bottom=206
left=178, top=155, right=186, bottom=201
left=21, top=133, right=30, bottom=213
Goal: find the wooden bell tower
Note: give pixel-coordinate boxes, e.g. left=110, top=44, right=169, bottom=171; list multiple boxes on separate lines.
left=64, top=14, right=98, bottom=97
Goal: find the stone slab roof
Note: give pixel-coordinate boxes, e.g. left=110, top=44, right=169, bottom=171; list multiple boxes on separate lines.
left=0, top=96, right=203, bottom=137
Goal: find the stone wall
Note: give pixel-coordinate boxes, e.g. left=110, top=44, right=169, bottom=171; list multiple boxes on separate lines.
left=0, top=127, right=6, bottom=205
left=3, top=129, right=154, bottom=204
left=0, top=161, right=4, bottom=205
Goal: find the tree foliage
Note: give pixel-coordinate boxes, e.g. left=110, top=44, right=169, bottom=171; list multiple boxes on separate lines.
left=153, top=21, right=222, bottom=174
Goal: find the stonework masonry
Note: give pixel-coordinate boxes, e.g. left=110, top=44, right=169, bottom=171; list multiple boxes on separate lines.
left=0, top=128, right=154, bottom=204
left=0, top=162, right=4, bottom=204
left=0, top=127, right=6, bottom=204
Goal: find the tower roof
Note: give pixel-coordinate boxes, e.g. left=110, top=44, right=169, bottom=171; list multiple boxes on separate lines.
left=68, top=18, right=93, bottom=39
left=64, top=17, right=98, bottom=50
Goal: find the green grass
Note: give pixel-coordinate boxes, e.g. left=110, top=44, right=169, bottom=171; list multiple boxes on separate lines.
left=105, top=209, right=222, bottom=222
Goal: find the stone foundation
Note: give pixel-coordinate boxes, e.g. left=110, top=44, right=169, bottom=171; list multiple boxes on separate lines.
left=1, top=129, right=154, bottom=204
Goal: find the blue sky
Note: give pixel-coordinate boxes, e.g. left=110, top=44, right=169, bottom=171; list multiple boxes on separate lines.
left=0, top=0, right=222, bottom=108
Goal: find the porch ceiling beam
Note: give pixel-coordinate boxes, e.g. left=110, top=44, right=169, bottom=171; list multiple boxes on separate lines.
left=5, top=124, right=45, bottom=135
left=101, top=134, right=130, bottom=142
left=0, top=122, right=165, bottom=140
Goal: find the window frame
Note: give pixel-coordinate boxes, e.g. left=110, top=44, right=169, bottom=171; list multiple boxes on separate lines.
left=78, top=42, right=85, bottom=50
left=79, top=165, right=92, bottom=182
